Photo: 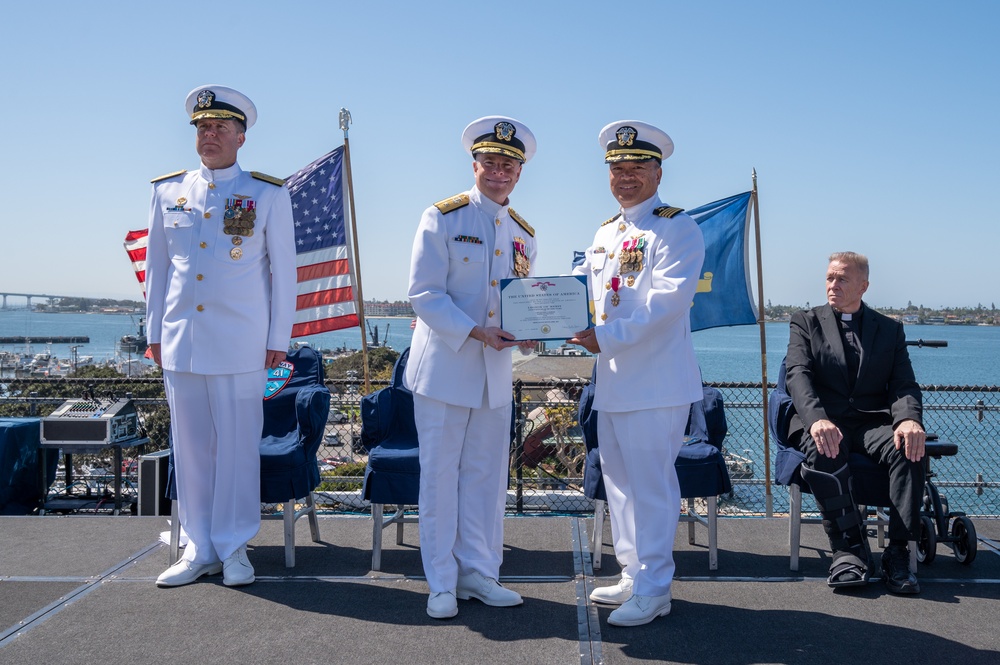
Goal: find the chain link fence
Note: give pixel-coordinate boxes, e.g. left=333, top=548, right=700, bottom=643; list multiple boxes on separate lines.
left=2, top=376, right=998, bottom=518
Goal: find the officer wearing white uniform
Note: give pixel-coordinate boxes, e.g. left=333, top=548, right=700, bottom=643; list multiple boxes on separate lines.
left=569, top=121, right=705, bottom=626
left=405, top=116, right=537, bottom=619
left=146, top=85, right=297, bottom=588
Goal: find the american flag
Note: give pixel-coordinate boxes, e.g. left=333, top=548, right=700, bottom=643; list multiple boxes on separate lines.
left=123, top=229, right=149, bottom=298
left=285, top=146, right=359, bottom=337
left=124, top=145, right=360, bottom=338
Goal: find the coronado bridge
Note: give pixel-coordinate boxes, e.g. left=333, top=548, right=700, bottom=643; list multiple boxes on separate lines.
left=0, top=292, right=77, bottom=309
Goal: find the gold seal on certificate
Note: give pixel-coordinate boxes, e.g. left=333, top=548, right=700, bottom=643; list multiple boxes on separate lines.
left=499, top=275, right=591, bottom=341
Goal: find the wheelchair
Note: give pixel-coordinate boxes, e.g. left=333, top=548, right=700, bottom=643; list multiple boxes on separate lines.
left=905, top=339, right=978, bottom=566
left=916, top=435, right=977, bottom=565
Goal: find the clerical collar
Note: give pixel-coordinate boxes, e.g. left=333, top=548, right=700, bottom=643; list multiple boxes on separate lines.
left=835, top=304, right=864, bottom=321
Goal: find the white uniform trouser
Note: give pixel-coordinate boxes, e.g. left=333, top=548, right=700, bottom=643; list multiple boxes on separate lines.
left=413, top=390, right=511, bottom=593
left=598, top=404, right=689, bottom=597
left=164, top=369, right=266, bottom=565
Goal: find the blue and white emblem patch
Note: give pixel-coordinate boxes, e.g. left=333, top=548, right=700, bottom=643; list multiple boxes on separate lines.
left=264, top=361, right=295, bottom=399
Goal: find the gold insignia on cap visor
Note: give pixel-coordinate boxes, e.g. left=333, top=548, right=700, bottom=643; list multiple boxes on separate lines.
left=495, top=121, right=515, bottom=142
left=197, top=89, right=215, bottom=109
left=606, top=125, right=662, bottom=162
left=471, top=121, right=526, bottom=161
left=600, top=119, right=673, bottom=163
left=616, top=126, right=637, bottom=146
left=190, top=88, right=247, bottom=123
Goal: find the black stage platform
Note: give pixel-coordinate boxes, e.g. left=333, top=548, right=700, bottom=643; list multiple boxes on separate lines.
left=2, top=515, right=998, bottom=664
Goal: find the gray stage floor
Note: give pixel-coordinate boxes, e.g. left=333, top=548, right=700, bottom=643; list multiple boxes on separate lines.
left=2, top=514, right=999, bottom=665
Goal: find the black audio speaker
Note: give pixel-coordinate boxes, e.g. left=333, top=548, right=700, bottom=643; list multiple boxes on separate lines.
left=138, top=449, right=171, bottom=516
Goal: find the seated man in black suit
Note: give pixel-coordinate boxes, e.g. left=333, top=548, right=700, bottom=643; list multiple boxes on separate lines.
left=785, top=251, right=926, bottom=594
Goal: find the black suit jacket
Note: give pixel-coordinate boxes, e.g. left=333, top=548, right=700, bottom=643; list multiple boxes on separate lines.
left=785, top=303, right=922, bottom=440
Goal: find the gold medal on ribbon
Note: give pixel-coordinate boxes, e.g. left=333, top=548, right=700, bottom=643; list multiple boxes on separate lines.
left=610, top=276, right=621, bottom=307
left=513, top=236, right=530, bottom=277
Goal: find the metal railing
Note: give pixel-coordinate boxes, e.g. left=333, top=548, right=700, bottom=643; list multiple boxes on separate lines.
left=2, top=376, right=998, bottom=518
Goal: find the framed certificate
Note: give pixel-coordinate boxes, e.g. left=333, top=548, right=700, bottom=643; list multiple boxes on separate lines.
left=499, top=275, right=591, bottom=341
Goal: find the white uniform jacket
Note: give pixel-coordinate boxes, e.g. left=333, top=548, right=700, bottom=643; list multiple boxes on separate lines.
left=145, top=162, right=297, bottom=375
left=573, top=194, right=705, bottom=413
left=406, top=186, right=537, bottom=410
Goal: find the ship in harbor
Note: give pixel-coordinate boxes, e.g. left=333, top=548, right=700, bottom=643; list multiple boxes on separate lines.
left=118, top=317, right=147, bottom=355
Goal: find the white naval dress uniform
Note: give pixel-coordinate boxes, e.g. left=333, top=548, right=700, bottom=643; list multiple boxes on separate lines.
left=145, top=162, right=297, bottom=565
left=573, top=193, right=705, bottom=597
left=405, top=185, right=537, bottom=593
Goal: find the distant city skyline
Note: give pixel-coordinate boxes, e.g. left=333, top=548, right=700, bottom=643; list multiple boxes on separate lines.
left=5, top=293, right=996, bottom=320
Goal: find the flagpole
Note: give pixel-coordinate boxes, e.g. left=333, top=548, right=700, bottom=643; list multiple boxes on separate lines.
left=751, top=168, right=772, bottom=516
left=340, top=108, right=371, bottom=394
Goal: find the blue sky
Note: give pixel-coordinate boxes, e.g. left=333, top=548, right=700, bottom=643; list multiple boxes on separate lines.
left=1, top=1, right=997, bottom=310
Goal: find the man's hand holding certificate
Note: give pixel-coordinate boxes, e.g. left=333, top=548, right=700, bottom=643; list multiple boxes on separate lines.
left=499, top=275, right=592, bottom=341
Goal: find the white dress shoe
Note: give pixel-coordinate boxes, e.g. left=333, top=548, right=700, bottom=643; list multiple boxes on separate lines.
left=589, top=576, right=633, bottom=605
left=456, top=571, right=523, bottom=607
left=607, top=593, right=672, bottom=627
left=223, top=546, right=255, bottom=587
left=156, top=560, right=222, bottom=588
left=427, top=591, right=458, bottom=619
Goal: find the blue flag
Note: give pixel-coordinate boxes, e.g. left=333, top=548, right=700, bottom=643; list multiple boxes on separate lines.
left=686, top=191, right=757, bottom=331
left=572, top=191, right=757, bottom=332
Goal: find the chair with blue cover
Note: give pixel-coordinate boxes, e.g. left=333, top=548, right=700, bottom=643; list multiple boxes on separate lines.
left=360, top=347, right=420, bottom=571
left=770, top=356, right=925, bottom=572
left=0, top=417, right=58, bottom=515
left=167, top=345, right=330, bottom=568
left=580, top=370, right=733, bottom=571
left=260, top=345, right=330, bottom=567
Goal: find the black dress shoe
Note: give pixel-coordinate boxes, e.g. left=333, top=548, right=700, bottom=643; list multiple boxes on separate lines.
left=881, top=545, right=920, bottom=595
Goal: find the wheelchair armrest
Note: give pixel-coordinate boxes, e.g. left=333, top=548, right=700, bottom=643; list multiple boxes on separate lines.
left=925, top=440, right=958, bottom=458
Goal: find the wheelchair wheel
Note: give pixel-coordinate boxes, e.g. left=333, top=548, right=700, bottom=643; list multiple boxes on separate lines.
left=951, top=516, right=978, bottom=565
left=917, top=515, right=937, bottom=564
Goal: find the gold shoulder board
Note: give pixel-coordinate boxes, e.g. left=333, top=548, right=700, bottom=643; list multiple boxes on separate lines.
left=434, top=193, right=470, bottom=214
left=654, top=206, right=685, bottom=218
left=251, top=171, right=286, bottom=186
left=150, top=169, right=186, bottom=183
left=601, top=213, right=621, bottom=227
left=508, top=208, right=535, bottom=237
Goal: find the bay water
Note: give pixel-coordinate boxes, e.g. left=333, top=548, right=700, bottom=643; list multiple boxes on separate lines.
left=2, top=309, right=996, bottom=387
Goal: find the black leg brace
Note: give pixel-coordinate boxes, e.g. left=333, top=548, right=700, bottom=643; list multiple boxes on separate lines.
left=801, top=463, right=872, bottom=582
left=801, top=463, right=865, bottom=548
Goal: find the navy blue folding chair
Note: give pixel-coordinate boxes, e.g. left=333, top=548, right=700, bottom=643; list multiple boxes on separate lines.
left=167, top=346, right=330, bottom=568
left=261, top=345, right=330, bottom=567
left=361, top=348, right=420, bottom=571
left=580, top=372, right=733, bottom=571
